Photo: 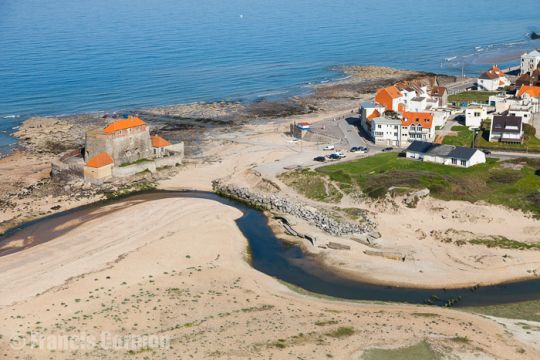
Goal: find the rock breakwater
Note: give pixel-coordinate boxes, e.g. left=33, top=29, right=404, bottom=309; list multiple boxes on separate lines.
left=213, top=181, right=374, bottom=237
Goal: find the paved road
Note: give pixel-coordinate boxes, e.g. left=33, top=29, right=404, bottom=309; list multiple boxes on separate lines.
left=446, top=78, right=476, bottom=95
left=338, top=116, right=368, bottom=148
left=488, top=150, right=540, bottom=160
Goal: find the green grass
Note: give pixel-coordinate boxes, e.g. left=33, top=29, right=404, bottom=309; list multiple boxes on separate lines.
left=448, top=91, right=497, bottom=104
left=467, top=299, right=540, bottom=322
left=317, top=153, right=540, bottom=214
left=103, top=181, right=156, bottom=200
left=119, top=158, right=152, bottom=167
left=325, top=326, right=354, bottom=338
left=469, top=236, right=540, bottom=250
left=279, top=168, right=343, bottom=203
left=443, top=126, right=474, bottom=147
left=361, top=340, right=442, bottom=360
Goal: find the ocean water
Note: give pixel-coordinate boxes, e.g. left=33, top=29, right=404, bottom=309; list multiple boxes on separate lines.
left=0, top=0, right=539, bottom=130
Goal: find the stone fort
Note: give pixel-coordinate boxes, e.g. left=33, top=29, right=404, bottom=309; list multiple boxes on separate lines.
left=81, top=116, right=183, bottom=182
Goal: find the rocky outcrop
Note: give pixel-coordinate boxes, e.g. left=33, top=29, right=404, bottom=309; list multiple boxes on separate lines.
left=14, top=117, right=93, bottom=154
left=213, top=181, right=373, bottom=237
left=404, top=188, right=430, bottom=208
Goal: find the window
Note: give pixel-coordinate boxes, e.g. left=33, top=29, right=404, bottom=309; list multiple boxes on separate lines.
left=451, top=158, right=457, bottom=165
left=460, top=160, right=467, bottom=166
left=377, top=124, right=382, bottom=129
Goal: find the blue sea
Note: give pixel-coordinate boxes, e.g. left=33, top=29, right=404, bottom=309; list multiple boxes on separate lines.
left=1, top=0, right=539, bottom=152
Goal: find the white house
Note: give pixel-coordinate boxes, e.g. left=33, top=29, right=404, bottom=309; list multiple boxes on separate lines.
left=408, top=97, right=429, bottom=112
left=517, top=85, right=540, bottom=113
left=374, top=86, right=404, bottom=112
left=401, top=112, right=435, bottom=144
left=370, top=116, right=403, bottom=146
left=431, top=108, right=451, bottom=128
left=507, top=106, right=532, bottom=124
left=430, top=86, right=449, bottom=107
left=521, top=49, right=540, bottom=75
left=477, top=66, right=510, bottom=91
left=465, top=106, right=489, bottom=128
left=359, top=101, right=385, bottom=133
left=489, top=114, right=524, bottom=143
left=405, top=141, right=486, bottom=168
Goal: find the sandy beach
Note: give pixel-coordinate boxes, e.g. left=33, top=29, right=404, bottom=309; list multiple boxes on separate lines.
left=1, top=196, right=538, bottom=359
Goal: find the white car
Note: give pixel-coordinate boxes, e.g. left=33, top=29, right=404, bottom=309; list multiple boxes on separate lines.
left=331, top=152, right=346, bottom=159
left=322, top=145, right=335, bottom=151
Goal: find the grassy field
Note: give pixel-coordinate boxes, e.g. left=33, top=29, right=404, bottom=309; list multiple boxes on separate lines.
left=468, top=300, right=540, bottom=323
left=361, top=340, right=442, bottom=360
left=443, top=126, right=475, bottom=147
left=470, top=236, right=540, bottom=250
left=279, top=168, right=343, bottom=203
left=316, top=153, right=540, bottom=214
left=448, top=91, right=497, bottom=104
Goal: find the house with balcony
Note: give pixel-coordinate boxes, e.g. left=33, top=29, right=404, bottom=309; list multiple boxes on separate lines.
left=400, top=112, right=435, bottom=145
left=489, top=114, right=524, bottom=144
left=370, top=116, right=403, bottom=147
left=521, top=49, right=540, bottom=75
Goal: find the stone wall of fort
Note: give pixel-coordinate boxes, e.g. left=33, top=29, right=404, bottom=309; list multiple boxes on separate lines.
left=85, top=126, right=153, bottom=166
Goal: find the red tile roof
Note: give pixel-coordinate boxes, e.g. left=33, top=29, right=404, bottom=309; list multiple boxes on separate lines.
left=401, top=112, right=433, bottom=129
left=382, top=86, right=402, bottom=99
left=367, top=109, right=381, bottom=120
left=86, top=152, right=113, bottom=168
left=518, top=85, right=540, bottom=98
left=103, top=117, right=146, bottom=134
left=151, top=135, right=172, bottom=148
left=479, top=66, right=506, bottom=80
left=375, top=86, right=403, bottom=111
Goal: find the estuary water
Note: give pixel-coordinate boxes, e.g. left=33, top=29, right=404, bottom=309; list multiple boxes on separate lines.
left=0, top=0, right=539, bottom=122
left=3, top=190, right=540, bottom=307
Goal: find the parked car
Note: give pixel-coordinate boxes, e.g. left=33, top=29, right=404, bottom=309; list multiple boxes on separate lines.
left=482, top=150, right=491, bottom=156
left=332, top=151, right=346, bottom=159
left=322, top=145, right=335, bottom=151
left=358, top=146, right=369, bottom=153
left=381, top=147, right=394, bottom=152
left=350, top=146, right=360, bottom=153
left=313, top=156, right=326, bottom=162
left=328, top=153, right=341, bottom=160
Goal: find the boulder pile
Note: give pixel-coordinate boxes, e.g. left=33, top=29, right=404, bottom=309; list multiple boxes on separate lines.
left=213, top=181, right=374, bottom=237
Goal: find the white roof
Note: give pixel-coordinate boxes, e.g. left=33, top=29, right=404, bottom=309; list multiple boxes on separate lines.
left=523, top=49, right=540, bottom=57
left=372, top=117, right=401, bottom=125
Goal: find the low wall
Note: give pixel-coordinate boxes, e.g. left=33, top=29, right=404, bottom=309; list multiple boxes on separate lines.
left=112, top=161, right=157, bottom=177
left=51, top=158, right=84, bottom=178
left=155, top=154, right=183, bottom=169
